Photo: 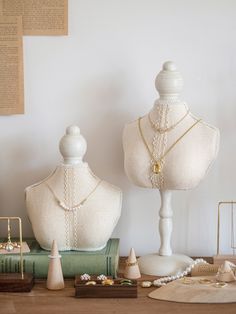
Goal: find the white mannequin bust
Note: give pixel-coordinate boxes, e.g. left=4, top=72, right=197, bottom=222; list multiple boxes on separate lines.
left=122, top=61, right=220, bottom=275
left=123, top=61, right=220, bottom=190
left=26, top=125, right=122, bottom=251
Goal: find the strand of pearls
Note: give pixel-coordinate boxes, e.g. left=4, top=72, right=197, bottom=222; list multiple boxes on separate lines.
left=153, top=258, right=207, bottom=287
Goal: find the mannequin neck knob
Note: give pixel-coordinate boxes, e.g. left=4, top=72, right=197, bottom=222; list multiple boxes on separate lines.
left=59, top=125, right=87, bottom=165
left=155, top=61, right=184, bottom=101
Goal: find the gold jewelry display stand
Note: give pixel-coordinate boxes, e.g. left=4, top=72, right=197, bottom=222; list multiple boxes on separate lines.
left=213, top=201, right=236, bottom=265
left=0, top=217, right=34, bottom=292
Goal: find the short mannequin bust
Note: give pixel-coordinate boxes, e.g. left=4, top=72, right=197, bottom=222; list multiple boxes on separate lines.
left=123, top=61, right=220, bottom=190
left=26, top=126, right=122, bottom=251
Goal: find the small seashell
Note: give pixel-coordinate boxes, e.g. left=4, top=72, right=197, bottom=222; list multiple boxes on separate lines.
left=141, top=281, right=152, bottom=288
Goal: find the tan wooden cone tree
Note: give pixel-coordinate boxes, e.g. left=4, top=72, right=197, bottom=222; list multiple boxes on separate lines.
left=124, top=248, right=141, bottom=279
left=47, top=240, right=64, bottom=290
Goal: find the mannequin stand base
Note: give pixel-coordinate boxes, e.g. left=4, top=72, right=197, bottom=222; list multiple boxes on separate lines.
left=138, top=253, right=193, bottom=276
left=0, top=273, right=34, bottom=292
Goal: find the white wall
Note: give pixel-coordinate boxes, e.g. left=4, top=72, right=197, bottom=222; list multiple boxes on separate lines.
left=0, top=0, right=236, bottom=256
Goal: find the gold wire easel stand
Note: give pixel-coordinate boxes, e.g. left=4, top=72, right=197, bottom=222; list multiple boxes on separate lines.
left=0, top=217, right=24, bottom=279
left=217, top=201, right=236, bottom=255
left=0, top=217, right=34, bottom=292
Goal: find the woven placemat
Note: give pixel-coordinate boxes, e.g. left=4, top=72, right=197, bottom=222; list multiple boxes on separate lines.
left=149, top=276, right=236, bottom=303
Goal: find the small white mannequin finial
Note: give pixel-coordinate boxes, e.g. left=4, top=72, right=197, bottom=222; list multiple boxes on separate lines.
left=163, top=61, right=177, bottom=71
left=155, top=61, right=184, bottom=100
left=59, top=125, right=87, bottom=165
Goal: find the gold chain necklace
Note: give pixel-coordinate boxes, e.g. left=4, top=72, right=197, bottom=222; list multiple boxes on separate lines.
left=148, top=109, right=190, bottom=133
left=138, top=117, right=201, bottom=174
left=45, top=180, right=102, bottom=211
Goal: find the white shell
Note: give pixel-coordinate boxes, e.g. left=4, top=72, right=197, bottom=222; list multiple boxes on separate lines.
left=141, top=281, right=152, bottom=288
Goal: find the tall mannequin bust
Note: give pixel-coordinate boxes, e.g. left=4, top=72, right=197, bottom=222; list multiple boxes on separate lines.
left=122, top=61, right=220, bottom=275
left=123, top=61, right=220, bottom=190
left=26, top=125, right=122, bottom=251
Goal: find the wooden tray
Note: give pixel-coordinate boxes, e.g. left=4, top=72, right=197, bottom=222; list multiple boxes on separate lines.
left=75, top=276, right=137, bottom=298
left=0, top=273, right=34, bottom=292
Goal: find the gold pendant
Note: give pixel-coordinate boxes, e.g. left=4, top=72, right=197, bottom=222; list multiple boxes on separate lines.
left=153, top=162, right=161, bottom=174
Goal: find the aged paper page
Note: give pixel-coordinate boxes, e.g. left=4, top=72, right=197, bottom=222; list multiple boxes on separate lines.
left=0, top=0, right=68, bottom=35
left=0, top=16, right=24, bottom=114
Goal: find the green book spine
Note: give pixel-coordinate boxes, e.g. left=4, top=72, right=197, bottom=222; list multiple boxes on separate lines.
left=0, top=238, right=119, bottom=279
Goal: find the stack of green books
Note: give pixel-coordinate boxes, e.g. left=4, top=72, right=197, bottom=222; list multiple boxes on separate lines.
left=0, top=238, right=120, bottom=279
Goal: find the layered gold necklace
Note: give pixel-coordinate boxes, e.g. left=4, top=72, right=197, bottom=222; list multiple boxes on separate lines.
left=138, top=117, right=201, bottom=174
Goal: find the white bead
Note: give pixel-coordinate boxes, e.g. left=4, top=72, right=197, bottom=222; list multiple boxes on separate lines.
left=153, top=280, right=162, bottom=287
left=153, top=279, right=160, bottom=286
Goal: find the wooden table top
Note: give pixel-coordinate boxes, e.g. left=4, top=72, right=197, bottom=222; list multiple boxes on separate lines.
left=1, top=257, right=236, bottom=314
left=1, top=279, right=236, bottom=314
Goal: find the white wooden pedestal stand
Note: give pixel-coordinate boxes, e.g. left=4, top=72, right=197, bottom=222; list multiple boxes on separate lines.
left=125, top=61, right=219, bottom=276
left=138, top=190, right=193, bottom=276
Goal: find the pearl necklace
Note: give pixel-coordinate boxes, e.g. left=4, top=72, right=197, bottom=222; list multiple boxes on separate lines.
left=153, top=258, right=207, bottom=287
left=44, top=180, right=102, bottom=212
left=148, top=109, right=190, bottom=134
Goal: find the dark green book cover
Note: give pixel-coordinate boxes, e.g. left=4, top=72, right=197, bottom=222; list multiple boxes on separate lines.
left=0, top=238, right=119, bottom=279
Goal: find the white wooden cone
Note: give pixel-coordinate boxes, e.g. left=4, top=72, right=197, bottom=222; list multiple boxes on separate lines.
left=47, top=240, right=65, bottom=290
left=124, top=248, right=141, bottom=279
left=216, top=261, right=236, bottom=282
